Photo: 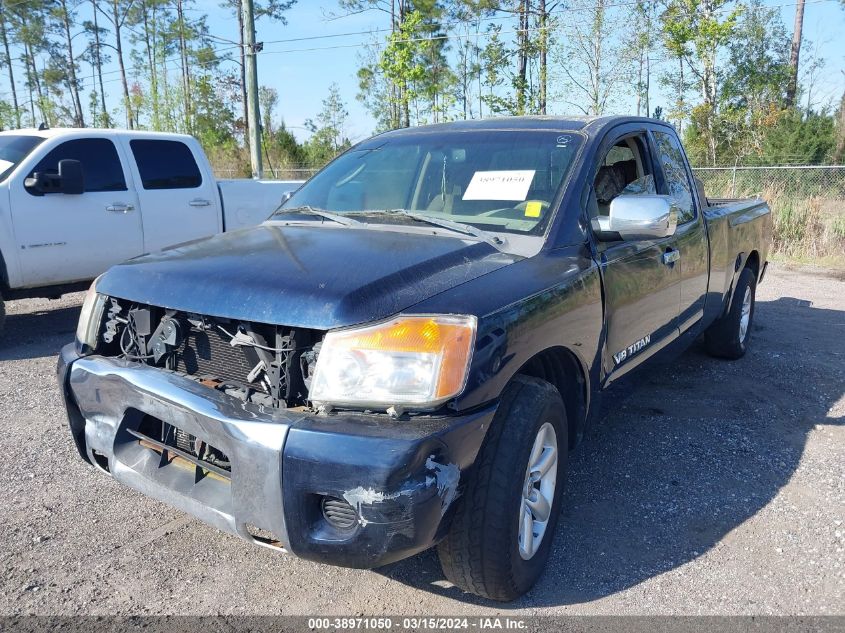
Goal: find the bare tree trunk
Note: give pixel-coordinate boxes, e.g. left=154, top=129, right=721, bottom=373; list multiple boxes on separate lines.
left=22, top=52, right=35, bottom=125
left=476, top=17, right=482, bottom=119
left=645, top=51, right=650, bottom=116
left=141, top=1, right=159, bottom=128
left=538, top=0, right=547, bottom=114
left=0, top=2, right=20, bottom=128
left=785, top=0, right=805, bottom=108
left=835, top=86, right=845, bottom=163
left=176, top=0, right=192, bottom=132
left=106, top=0, right=135, bottom=129
left=636, top=53, right=643, bottom=116
left=515, top=0, right=528, bottom=114
left=590, top=0, right=604, bottom=115
left=25, top=41, right=48, bottom=125
left=677, top=57, right=684, bottom=133
left=91, top=0, right=109, bottom=125
left=59, top=0, right=85, bottom=126
left=461, top=36, right=468, bottom=119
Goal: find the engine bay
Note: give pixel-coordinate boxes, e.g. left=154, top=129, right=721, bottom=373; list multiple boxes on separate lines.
left=98, top=297, right=322, bottom=409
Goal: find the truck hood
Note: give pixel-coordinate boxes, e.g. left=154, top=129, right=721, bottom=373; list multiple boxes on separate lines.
left=97, top=223, right=519, bottom=330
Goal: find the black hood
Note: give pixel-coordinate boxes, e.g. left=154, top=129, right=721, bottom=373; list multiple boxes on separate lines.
left=97, top=223, right=519, bottom=330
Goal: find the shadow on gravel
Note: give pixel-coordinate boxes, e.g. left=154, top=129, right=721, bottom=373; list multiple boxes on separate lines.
left=377, top=296, right=844, bottom=607
left=0, top=305, right=80, bottom=362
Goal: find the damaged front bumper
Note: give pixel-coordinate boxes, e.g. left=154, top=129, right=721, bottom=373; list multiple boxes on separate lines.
left=57, top=345, right=495, bottom=568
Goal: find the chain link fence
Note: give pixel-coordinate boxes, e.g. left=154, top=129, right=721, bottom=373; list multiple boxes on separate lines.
left=214, top=167, right=318, bottom=181
left=690, top=166, right=845, bottom=263
left=691, top=165, right=845, bottom=200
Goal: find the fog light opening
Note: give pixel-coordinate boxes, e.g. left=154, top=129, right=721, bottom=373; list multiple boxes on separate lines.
left=321, top=496, right=359, bottom=530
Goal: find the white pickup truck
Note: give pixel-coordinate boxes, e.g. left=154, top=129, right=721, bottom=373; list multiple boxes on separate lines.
left=0, top=128, right=302, bottom=333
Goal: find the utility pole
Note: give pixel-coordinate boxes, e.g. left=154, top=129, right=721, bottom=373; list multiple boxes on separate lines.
left=242, top=0, right=263, bottom=178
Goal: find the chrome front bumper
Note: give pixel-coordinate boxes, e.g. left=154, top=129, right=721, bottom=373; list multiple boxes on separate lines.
left=68, top=353, right=294, bottom=550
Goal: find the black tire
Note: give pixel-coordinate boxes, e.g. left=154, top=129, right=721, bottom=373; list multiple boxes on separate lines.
left=705, top=266, right=757, bottom=360
left=437, top=374, right=568, bottom=601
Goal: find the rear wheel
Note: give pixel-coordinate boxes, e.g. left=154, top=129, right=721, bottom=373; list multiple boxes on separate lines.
left=705, top=266, right=757, bottom=359
left=437, top=375, right=568, bottom=601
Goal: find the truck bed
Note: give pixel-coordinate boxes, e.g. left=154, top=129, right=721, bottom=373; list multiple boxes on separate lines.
left=217, top=179, right=304, bottom=231
left=704, top=197, right=773, bottom=316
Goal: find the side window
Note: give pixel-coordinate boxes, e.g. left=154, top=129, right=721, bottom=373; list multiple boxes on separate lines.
left=592, top=135, right=655, bottom=217
left=653, top=131, right=695, bottom=224
left=130, top=140, right=202, bottom=189
left=27, top=138, right=126, bottom=194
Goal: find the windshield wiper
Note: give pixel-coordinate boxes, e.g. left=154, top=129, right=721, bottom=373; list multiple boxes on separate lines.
left=377, top=209, right=505, bottom=248
left=272, top=205, right=362, bottom=226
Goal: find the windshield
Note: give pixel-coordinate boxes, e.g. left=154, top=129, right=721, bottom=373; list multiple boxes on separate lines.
left=278, top=130, right=583, bottom=236
left=0, top=135, right=45, bottom=183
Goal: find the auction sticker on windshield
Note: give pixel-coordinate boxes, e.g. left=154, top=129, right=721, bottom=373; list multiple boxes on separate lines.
left=462, top=170, right=535, bottom=201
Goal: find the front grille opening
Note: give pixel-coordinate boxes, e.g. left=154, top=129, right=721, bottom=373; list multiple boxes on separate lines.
left=100, top=299, right=321, bottom=410
left=130, top=413, right=231, bottom=480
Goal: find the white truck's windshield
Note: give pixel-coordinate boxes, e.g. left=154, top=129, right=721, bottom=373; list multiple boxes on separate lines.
left=278, top=130, right=583, bottom=236
left=0, top=135, right=45, bottom=183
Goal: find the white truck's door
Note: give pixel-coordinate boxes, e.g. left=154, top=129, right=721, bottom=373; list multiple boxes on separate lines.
left=9, top=137, right=143, bottom=286
left=122, top=137, right=222, bottom=252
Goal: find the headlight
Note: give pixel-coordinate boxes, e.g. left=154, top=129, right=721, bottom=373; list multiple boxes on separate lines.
left=76, top=277, right=107, bottom=351
left=309, top=314, right=477, bottom=412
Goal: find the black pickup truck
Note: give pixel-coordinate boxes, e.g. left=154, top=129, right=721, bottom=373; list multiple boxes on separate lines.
left=58, top=116, right=771, bottom=601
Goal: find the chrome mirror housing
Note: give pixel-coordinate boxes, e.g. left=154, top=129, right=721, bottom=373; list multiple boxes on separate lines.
left=594, top=195, right=678, bottom=241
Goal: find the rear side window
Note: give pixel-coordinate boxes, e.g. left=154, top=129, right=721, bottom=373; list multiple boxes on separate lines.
left=27, top=138, right=126, bottom=193
left=130, top=139, right=202, bottom=189
left=653, top=130, right=695, bottom=223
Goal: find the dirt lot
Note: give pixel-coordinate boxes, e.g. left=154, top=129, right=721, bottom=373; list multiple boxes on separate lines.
left=0, top=264, right=842, bottom=616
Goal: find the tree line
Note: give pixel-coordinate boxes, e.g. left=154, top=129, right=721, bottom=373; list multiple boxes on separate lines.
left=348, top=0, right=844, bottom=166
left=0, top=0, right=843, bottom=171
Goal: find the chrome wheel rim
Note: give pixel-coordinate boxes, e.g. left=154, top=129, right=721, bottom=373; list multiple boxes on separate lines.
left=518, top=422, right=558, bottom=560
left=739, top=286, right=751, bottom=343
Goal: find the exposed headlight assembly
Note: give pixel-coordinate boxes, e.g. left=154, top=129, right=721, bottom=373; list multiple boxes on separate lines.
left=309, top=314, right=477, bottom=413
left=75, top=277, right=107, bottom=352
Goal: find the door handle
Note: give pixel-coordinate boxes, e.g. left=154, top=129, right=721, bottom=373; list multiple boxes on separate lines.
left=189, top=198, right=211, bottom=207
left=106, top=203, right=135, bottom=213
left=662, top=249, right=680, bottom=265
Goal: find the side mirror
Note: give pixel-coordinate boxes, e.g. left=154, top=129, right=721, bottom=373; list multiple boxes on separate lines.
left=24, top=159, right=84, bottom=195
left=593, top=194, right=678, bottom=241
left=280, top=190, right=293, bottom=205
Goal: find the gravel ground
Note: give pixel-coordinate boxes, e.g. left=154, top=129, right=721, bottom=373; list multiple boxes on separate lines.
left=0, top=264, right=842, bottom=616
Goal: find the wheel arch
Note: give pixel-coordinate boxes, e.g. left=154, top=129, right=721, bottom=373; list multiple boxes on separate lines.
left=514, top=345, right=588, bottom=449
left=744, top=250, right=761, bottom=281
left=0, top=248, right=8, bottom=292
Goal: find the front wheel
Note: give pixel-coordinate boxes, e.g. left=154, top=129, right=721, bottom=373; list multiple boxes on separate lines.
left=705, top=266, right=757, bottom=359
left=437, top=375, right=568, bottom=601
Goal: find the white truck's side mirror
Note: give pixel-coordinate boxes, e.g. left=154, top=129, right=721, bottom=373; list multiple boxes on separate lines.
left=595, top=194, right=678, bottom=241
left=24, top=159, right=85, bottom=196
